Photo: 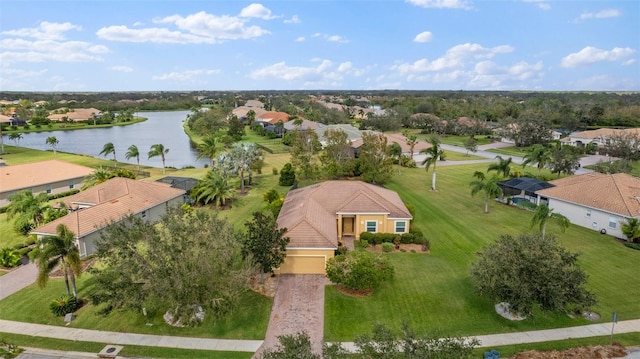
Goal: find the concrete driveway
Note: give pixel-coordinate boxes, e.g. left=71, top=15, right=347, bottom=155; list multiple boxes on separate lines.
left=253, top=274, right=328, bottom=358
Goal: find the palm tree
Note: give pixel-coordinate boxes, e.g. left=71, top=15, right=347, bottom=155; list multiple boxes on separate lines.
left=9, top=133, right=23, bottom=147
left=522, top=144, right=552, bottom=176
left=191, top=170, right=236, bottom=207
left=7, top=190, right=50, bottom=232
left=388, top=142, right=403, bottom=175
left=82, top=166, right=113, bottom=189
left=229, top=142, right=259, bottom=193
left=487, top=155, right=513, bottom=178
left=402, top=130, right=418, bottom=160
left=196, top=135, right=218, bottom=167
left=470, top=171, right=503, bottom=214
left=124, top=144, right=140, bottom=171
left=420, top=136, right=445, bottom=191
left=46, top=136, right=59, bottom=154
left=99, top=142, right=117, bottom=167
left=33, top=224, right=82, bottom=297
left=621, top=218, right=640, bottom=243
left=530, top=204, right=570, bottom=239
left=148, top=143, right=169, bottom=174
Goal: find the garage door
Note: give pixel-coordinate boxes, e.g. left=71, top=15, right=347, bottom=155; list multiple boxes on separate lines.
left=279, top=255, right=327, bottom=274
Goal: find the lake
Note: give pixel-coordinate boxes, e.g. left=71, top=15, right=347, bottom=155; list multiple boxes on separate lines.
left=1, top=110, right=210, bottom=169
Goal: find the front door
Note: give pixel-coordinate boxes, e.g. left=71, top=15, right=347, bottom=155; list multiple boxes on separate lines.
left=343, top=217, right=354, bottom=235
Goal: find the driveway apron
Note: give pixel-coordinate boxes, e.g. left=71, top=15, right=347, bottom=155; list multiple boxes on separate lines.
left=253, top=274, right=327, bottom=358
left=0, top=262, right=38, bottom=301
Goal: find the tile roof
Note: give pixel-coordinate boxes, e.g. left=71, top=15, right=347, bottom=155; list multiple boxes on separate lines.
left=256, top=111, right=290, bottom=124
left=569, top=128, right=640, bottom=140
left=31, top=177, right=185, bottom=238
left=0, top=160, right=94, bottom=193
left=536, top=172, right=640, bottom=217
left=283, top=119, right=326, bottom=131
left=277, top=181, right=412, bottom=249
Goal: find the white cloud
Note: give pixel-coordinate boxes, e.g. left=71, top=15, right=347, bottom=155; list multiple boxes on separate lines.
left=239, top=3, right=278, bottom=20
left=406, top=0, right=472, bottom=10
left=111, top=66, right=133, bottom=72
left=0, top=67, right=48, bottom=79
left=133, top=22, right=144, bottom=26
left=250, top=60, right=333, bottom=81
left=295, top=36, right=305, bottom=42
left=561, top=46, right=636, bottom=67
left=152, top=69, right=220, bottom=81
left=523, top=0, right=551, bottom=10
left=1, top=21, right=81, bottom=40
left=577, top=9, right=621, bottom=21
left=413, top=31, right=433, bottom=43
left=284, top=15, right=300, bottom=24
left=309, top=33, right=349, bottom=43
left=98, top=10, right=270, bottom=44
left=0, top=38, right=108, bottom=65
left=392, top=43, right=513, bottom=74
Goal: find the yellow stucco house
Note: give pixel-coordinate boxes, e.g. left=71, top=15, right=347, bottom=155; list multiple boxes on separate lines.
left=276, top=180, right=413, bottom=274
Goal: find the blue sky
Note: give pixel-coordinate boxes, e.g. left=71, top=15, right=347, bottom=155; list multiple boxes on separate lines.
left=1, top=0, right=638, bottom=92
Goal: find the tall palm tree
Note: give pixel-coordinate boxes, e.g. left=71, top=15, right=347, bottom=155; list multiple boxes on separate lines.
left=530, top=204, right=570, bottom=239
left=124, top=144, right=140, bottom=171
left=148, top=143, right=169, bottom=174
left=621, top=218, right=640, bottom=243
left=33, top=224, right=82, bottom=297
left=46, top=136, right=59, bottom=154
left=229, top=142, right=259, bottom=193
left=388, top=142, right=403, bottom=175
left=420, top=136, right=445, bottom=191
left=99, top=142, right=117, bottom=167
left=9, top=133, right=23, bottom=147
left=522, top=144, right=552, bottom=176
left=470, top=171, right=504, bottom=214
left=191, top=170, right=236, bottom=207
left=487, top=155, right=513, bottom=178
left=7, top=190, right=50, bottom=231
left=402, top=130, right=417, bottom=160
left=82, top=166, right=113, bottom=189
left=196, top=135, right=218, bottom=167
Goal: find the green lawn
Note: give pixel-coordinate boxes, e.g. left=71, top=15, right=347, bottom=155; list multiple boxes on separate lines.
left=441, top=150, right=485, bottom=161
left=324, top=163, right=640, bottom=341
left=0, top=213, right=27, bottom=249
left=1, top=117, right=147, bottom=135
left=487, top=145, right=534, bottom=157
left=434, top=134, right=494, bottom=147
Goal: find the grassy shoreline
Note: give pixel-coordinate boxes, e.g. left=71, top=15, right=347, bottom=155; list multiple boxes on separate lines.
left=1, top=117, right=147, bottom=135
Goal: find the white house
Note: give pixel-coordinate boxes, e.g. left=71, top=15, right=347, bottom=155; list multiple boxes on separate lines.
left=535, top=172, right=640, bottom=240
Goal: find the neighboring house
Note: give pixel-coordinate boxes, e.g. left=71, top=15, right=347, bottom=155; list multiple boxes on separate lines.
left=0, top=160, right=94, bottom=207
left=31, top=177, right=185, bottom=258
left=231, top=106, right=267, bottom=122
left=283, top=119, right=326, bottom=132
left=156, top=176, right=199, bottom=194
left=48, top=108, right=102, bottom=122
left=315, top=124, right=365, bottom=147
left=560, top=128, right=640, bottom=149
left=0, top=114, right=27, bottom=127
left=350, top=132, right=431, bottom=157
left=535, top=172, right=640, bottom=239
left=276, top=180, right=413, bottom=274
left=256, top=111, right=290, bottom=125
left=498, top=177, right=555, bottom=203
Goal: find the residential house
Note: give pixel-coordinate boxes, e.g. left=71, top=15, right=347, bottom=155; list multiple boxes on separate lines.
left=31, top=177, right=186, bottom=258
left=0, top=160, right=94, bottom=207
left=560, top=128, right=640, bottom=149
left=283, top=119, right=326, bottom=132
left=535, top=172, right=640, bottom=239
left=0, top=114, right=27, bottom=127
left=350, top=132, right=431, bottom=158
left=48, top=108, right=102, bottom=122
left=276, top=180, right=413, bottom=274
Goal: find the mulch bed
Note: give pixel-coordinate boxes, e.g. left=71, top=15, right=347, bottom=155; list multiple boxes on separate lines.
left=50, top=257, right=96, bottom=277
left=366, top=243, right=430, bottom=254
left=505, top=342, right=627, bottom=359
left=334, top=284, right=373, bottom=297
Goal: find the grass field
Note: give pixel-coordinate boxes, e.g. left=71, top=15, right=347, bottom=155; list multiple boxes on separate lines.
left=324, top=163, right=640, bottom=341
left=487, top=145, right=534, bottom=157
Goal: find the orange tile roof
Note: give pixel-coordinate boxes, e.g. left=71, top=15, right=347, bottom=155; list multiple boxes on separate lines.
left=257, top=111, right=290, bottom=124
left=31, top=177, right=185, bottom=237
left=277, top=181, right=412, bottom=249
left=570, top=128, right=640, bottom=140
left=537, top=172, right=640, bottom=217
left=0, top=160, right=94, bottom=192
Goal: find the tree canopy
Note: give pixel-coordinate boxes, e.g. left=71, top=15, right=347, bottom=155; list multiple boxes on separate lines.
left=242, top=211, right=290, bottom=276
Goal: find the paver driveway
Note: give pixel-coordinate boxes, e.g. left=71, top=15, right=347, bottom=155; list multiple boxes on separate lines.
left=253, top=274, right=328, bottom=358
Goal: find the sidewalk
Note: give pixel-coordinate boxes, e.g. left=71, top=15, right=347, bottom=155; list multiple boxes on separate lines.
left=1, top=319, right=638, bottom=353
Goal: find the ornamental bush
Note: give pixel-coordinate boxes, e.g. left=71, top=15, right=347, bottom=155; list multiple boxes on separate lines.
left=0, top=248, right=21, bottom=268
left=49, top=295, right=78, bottom=316
left=381, top=243, right=394, bottom=253
left=400, top=233, right=414, bottom=244
left=326, top=250, right=394, bottom=291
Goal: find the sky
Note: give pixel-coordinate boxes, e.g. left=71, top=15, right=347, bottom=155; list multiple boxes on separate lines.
left=1, top=0, right=639, bottom=92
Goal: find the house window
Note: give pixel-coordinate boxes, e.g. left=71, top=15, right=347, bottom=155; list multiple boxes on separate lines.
left=365, top=221, right=377, bottom=233
left=69, top=181, right=75, bottom=189
left=586, top=209, right=591, bottom=218
left=395, top=221, right=407, bottom=233
left=46, top=185, right=52, bottom=194
left=141, top=210, right=147, bottom=219
left=609, top=217, right=617, bottom=229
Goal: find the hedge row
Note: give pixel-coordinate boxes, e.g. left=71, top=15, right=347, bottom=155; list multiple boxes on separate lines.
left=359, top=228, right=427, bottom=245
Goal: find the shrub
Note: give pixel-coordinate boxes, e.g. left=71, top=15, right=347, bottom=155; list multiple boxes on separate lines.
left=410, top=249, right=416, bottom=253
left=326, top=250, right=394, bottom=291
left=0, top=206, right=7, bottom=214
left=48, top=189, right=80, bottom=200
left=17, top=247, right=32, bottom=257
left=400, top=233, right=414, bottom=244
left=624, top=242, right=640, bottom=250
left=421, top=239, right=431, bottom=252
left=404, top=201, right=416, bottom=217
left=360, top=232, right=375, bottom=244
left=410, top=228, right=426, bottom=244
left=380, top=233, right=395, bottom=243
left=381, top=243, right=394, bottom=253
left=13, top=243, right=26, bottom=250
left=49, top=295, right=78, bottom=316
left=360, top=239, right=369, bottom=248
left=336, top=246, right=348, bottom=256
left=400, top=249, right=406, bottom=252
left=272, top=167, right=278, bottom=175
left=0, top=248, right=21, bottom=268
left=279, top=163, right=296, bottom=186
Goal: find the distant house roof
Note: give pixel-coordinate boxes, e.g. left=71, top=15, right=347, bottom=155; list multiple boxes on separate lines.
left=256, top=111, right=290, bottom=124
left=283, top=119, right=326, bottom=131
left=48, top=108, right=101, bottom=122
left=498, top=177, right=555, bottom=195
left=316, top=124, right=364, bottom=145
left=277, top=181, right=412, bottom=249
left=536, top=172, right=640, bottom=217
left=382, top=133, right=432, bottom=153
left=245, top=100, right=264, bottom=108
left=0, top=160, right=94, bottom=193
left=232, top=106, right=267, bottom=119
left=31, top=177, right=185, bottom=238
left=567, top=128, right=640, bottom=142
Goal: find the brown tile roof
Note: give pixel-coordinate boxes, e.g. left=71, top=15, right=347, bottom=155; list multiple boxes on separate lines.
left=536, top=173, right=640, bottom=217
left=232, top=106, right=267, bottom=118
left=31, top=177, right=185, bottom=238
left=570, top=128, right=640, bottom=140
left=0, top=160, right=94, bottom=193
left=384, top=133, right=432, bottom=153
left=277, top=181, right=412, bottom=249
left=257, top=111, right=290, bottom=124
